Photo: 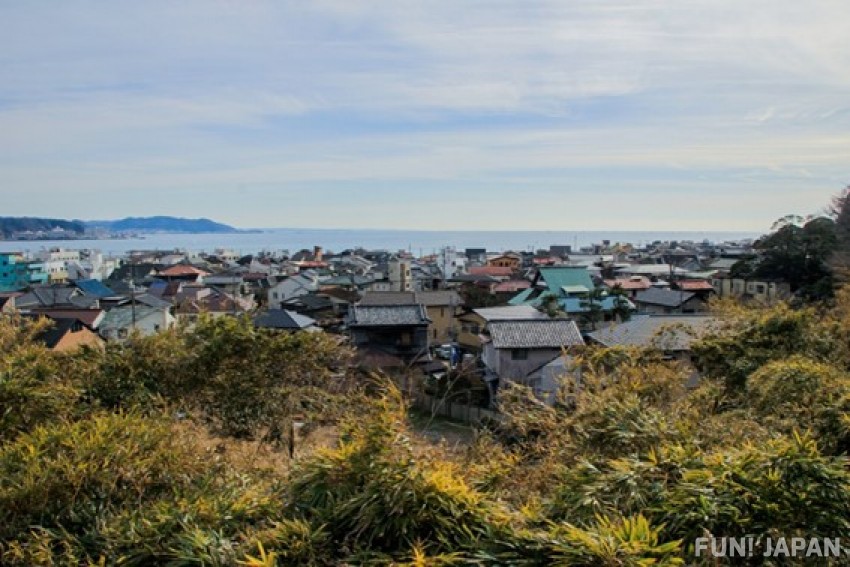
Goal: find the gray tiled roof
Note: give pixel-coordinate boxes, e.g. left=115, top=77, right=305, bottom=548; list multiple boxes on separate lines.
left=359, top=292, right=416, bottom=305
left=253, top=309, right=316, bottom=330
left=488, top=319, right=584, bottom=349
left=589, top=315, right=718, bottom=351
left=416, top=290, right=463, bottom=307
left=358, top=290, right=463, bottom=307
left=348, top=304, right=430, bottom=327
left=634, top=287, right=696, bottom=308
left=473, top=305, right=547, bottom=321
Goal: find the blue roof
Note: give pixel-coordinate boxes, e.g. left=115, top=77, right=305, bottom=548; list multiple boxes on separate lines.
left=75, top=279, right=117, bottom=298
left=560, top=296, right=634, bottom=314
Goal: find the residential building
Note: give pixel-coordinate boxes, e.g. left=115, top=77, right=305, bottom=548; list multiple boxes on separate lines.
left=633, top=287, right=707, bottom=314
left=710, top=274, right=791, bottom=303
left=486, top=253, right=522, bottom=270
left=388, top=256, right=413, bottom=292
left=480, top=318, right=584, bottom=400
left=99, top=305, right=175, bottom=341
left=267, top=272, right=320, bottom=308
left=0, top=253, right=28, bottom=292
left=347, top=304, right=431, bottom=367
left=358, top=290, right=464, bottom=345
left=33, top=316, right=105, bottom=352
left=457, top=305, right=546, bottom=352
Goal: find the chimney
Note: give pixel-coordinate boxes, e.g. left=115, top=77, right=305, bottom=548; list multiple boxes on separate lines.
left=313, top=246, right=323, bottom=262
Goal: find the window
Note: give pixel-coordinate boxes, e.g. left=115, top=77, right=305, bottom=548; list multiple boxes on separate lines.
left=512, top=349, right=529, bottom=360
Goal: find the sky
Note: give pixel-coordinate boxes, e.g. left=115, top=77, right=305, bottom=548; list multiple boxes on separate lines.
left=1, top=1, right=848, bottom=231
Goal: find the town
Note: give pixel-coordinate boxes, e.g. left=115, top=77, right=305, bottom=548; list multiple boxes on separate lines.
left=1, top=235, right=782, bottom=412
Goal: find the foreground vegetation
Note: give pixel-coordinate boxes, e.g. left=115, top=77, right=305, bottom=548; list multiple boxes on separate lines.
left=4, top=291, right=850, bottom=565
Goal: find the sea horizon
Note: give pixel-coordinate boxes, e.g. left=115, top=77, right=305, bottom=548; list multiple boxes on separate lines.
left=0, top=227, right=760, bottom=257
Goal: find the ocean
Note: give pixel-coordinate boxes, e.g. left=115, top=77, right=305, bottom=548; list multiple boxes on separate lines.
left=0, top=228, right=759, bottom=257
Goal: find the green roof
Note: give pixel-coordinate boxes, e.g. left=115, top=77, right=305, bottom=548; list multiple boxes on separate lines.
left=538, top=267, right=594, bottom=293
left=508, top=288, right=535, bottom=306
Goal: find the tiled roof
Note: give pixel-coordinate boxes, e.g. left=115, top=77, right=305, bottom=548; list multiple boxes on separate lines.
left=493, top=280, right=531, bottom=293
left=634, top=287, right=696, bottom=308
left=30, top=308, right=104, bottom=328
left=359, top=292, right=416, bottom=305
left=253, top=309, right=316, bottom=330
left=487, top=319, right=584, bottom=349
left=416, top=291, right=463, bottom=307
left=358, top=291, right=463, bottom=307
left=158, top=265, right=209, bottom=277
left=348, top=304, right=430, bottom=327
left=589, top=315, right=718, bottom=351
left=473, top=305, right=546, bottom=321
left=469, top=266, right=513, bottom=277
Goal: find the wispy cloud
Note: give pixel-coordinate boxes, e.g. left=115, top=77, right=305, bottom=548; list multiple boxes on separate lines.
left=0, top=0, right=848, bottom=230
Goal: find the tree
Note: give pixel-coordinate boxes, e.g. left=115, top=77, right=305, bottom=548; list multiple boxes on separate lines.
left=738, top=214, right=837, bottom=302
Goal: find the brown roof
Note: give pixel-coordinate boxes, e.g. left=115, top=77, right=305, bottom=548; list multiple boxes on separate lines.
left=469, top=266, right=514, bottom=277
left=493, top=280, right=531, bottom=293
left=158, top=265, right=210, bottom=277
left=30, top=308, right=104, bottom=328
left=676, top=280, right=716, bottom=291
left=605, top=277, right=652, bottom=291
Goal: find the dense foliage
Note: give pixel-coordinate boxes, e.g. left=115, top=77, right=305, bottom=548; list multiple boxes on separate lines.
left=4, top=292, right=850, bottom=564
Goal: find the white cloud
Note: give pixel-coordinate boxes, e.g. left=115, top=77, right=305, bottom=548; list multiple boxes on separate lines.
left=0, top=0, right=848, bottom=230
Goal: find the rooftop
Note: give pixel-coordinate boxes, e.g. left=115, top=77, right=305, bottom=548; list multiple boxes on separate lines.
left=348, top=304, right=430, bottom=327
left=487, top=319, right=584, bottom=349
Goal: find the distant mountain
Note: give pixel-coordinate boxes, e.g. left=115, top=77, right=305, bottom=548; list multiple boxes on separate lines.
left=86, top=216, right=240, bottom=234
left=0, top=217, right=86, bottom=239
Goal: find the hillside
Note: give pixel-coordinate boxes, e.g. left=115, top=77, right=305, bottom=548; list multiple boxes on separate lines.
left=85, top=216, right=239, bottom=233
left=0, top=217, right=86, bottom=239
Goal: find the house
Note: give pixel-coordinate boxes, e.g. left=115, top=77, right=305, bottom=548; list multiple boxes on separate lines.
left=15, top=285, right=100, bottom=310
left=588, top=314, right=717, bottom=359
left=603, top=276, right=652, bottom=298
left=487, top=253, right=522, bottom=270
left=99, top=305, right=176, bottom=341
left=156, top=264, right=210, bottom=283
left=457, top=305, right=547, bottom=352
left=27, top=308, right=105, bottom=330
left=253, top=309, right=318, bottom=332
left=347, top=304, right=431, bottom=367
left=358, top=290, right=464, bottom=344
left=175, top=289, right=254, bottom=323
left=588, top=314, right=718, bottom=385
left=468, top=266, right=514, bottom=280
left=33, top=316, right=105, bottom=352
left=387, top=256, right=413, bottom=291
left=73, top=279, right=117, bottom=299
left=267, top=272, right=320, bottom=309
left=0, top=253, right=29, bottom=292
left=480, top=318, right=584, bottom=400
left=509, top=266, right=634, bottom=327
left=710, top=274, right=791, bottom=303
left=633, top=287, right=706, bottom=314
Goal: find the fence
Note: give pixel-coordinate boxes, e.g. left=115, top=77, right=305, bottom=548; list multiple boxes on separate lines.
left=409, top=391, right=501, bottom=425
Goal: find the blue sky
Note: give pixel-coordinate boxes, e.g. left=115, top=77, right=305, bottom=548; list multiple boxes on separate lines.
left=1, top=1, right=848, bottom=231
